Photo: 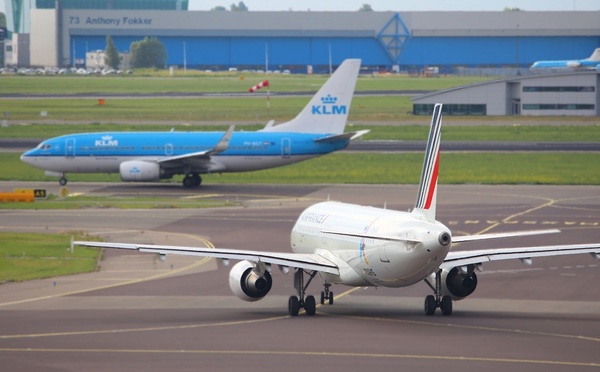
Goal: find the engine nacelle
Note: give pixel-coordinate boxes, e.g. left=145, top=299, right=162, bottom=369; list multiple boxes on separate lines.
left=440, top=266, right=478, bottom=301
left=119, top=160, right=160, bottom=182
left=228, top=260, right=273, bottom=302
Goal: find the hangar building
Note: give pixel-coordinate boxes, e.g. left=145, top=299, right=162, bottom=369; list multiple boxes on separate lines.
left=24, top=2, right=600, bottom=72
left=412, top=71, right=600, bottom=116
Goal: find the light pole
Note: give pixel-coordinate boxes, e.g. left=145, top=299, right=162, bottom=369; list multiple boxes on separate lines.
left=183, top=41, right=187, bottom=75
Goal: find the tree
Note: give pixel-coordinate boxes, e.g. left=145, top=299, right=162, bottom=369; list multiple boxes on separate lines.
left=503, top=7, right=523, bottom=11
left=359, top=4, right=373, bottom=12
left=230, top=2, right=248, bottom=11
left=211, top=6, right=227, bottom=11
left=104, top=35, right=120, bottom=70
left=130, top=37, right=167, bottom=69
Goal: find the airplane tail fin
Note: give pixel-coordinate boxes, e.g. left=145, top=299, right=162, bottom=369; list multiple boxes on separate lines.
left=588, top=48, right=600, bottom=61
left=261, top=59, right=361, bottom=134
left=412, top=103, right=443, bottom=222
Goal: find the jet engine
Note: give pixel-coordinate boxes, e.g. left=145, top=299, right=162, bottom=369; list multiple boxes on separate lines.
left=119, top=160, right=160, bottom=182
left=440, top=265, right=478, bottom=300
left=228, top=260, right=273, bottom=302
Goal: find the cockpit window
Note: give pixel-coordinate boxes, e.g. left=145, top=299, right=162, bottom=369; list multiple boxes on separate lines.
left=39, top=144, right=52, bottom=150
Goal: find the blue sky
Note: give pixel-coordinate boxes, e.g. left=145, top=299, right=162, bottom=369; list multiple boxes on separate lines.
left=0, top=0, right=599, bottom=13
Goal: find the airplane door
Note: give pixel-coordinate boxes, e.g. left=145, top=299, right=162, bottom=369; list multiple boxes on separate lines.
left=65, top=138, right=76, bottom=158
left=281, top=138, right=291, bottom=158
left=165, top=143, right=174, bottom=156
left=378, top=246, right=390, bottom=263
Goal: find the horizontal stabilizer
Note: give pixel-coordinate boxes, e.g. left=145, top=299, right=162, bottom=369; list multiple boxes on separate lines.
left=452, top=229, right=560, bottom=243
left=321, top=229, right=420, bottom=243
left=314, top=130, right=370, bottom=143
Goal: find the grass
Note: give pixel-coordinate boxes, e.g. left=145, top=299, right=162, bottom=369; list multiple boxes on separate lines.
left=212, top=153, right=600, bottom=185
left=0, top=73, right=492, bottom=95
left=0, top=232, right=101, bottom=282
left=4, top=152, right=600, bottom=187
left=0, top=95, right=414, bottom=122
left=3, top=122, right=600, bottom=141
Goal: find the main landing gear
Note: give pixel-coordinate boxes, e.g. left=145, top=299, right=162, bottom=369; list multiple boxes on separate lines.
left=320, top=283, right=334, bottom=305
left=423, top=269, right=453, bottom=316
left=288, top=270, right=334, bottom=317
left=182, top=173, right=202, bottom=188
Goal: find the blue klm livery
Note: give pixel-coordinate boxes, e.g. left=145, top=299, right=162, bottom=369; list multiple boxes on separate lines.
left=530, top=48, right=600, bottom=70
left=21, top=59, right=367, bottom=188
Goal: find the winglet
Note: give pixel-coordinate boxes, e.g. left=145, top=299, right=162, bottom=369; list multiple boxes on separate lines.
left=157, top=125, right=235, bottom=164
left=209, top=125, right=235, bottom=155
left=413, top=103, right=443, bottom=221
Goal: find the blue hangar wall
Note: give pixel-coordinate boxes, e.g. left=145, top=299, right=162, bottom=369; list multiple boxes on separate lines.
left=54, top=10, right=600, bottom=70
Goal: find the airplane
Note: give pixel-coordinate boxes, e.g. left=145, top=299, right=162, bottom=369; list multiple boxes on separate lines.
left=530, top=48, right=600, bottom=70
left=74, top=103, right=600, bottom=317
left=21, top=59, right=368, bottom=188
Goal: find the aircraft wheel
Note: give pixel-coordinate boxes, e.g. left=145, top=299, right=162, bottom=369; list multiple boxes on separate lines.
left=424, top=295, right=436, bottom=316
left=305, top=295, right=316, bottom=316
left=320, top=291, right=325, bottom=305
left=441, top=295, right=453, bottom=316
left=329, top=291, right=334, bottom=305
left=192, top=173, right=202, bottom=187
left=182, top=175, right=194, bottom=188
left=288, top=296, right=300, bottom=316
left=59, top=177, right=67, bottom=186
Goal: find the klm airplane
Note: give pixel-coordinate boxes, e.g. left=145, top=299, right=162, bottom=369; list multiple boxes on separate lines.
left=21, top=59, right=367, bottom=188
left=530, top=48, right=600, bottom=70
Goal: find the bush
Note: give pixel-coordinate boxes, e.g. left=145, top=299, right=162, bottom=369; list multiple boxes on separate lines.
left=130, top=37, right=167, bottom=69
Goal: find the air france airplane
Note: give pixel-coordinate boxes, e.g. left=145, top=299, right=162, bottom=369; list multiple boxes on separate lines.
left=530, top=48, right=600, bottom=70
left=21, top=59, right=367, bottom=188
left=75, top=104, right=600, bottom=317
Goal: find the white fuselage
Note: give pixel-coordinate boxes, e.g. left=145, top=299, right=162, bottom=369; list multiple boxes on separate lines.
left=290, top=201, right=452, bottom=288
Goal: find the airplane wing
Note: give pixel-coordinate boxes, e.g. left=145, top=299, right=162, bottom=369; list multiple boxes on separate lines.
left=73, top=241, right=340, bottom=275
left=156, top=125, right=235, bottom=165
left=440, top=243, right=600, bottom=269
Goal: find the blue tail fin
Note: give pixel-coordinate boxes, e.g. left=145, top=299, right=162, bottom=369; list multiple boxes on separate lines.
left=261, top=59, right=361, bottom=134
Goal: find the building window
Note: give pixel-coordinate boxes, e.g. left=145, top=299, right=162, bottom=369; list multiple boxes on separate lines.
left=523, top=86, right=595, bottom=92
left=413, top=104, right=486, bottom=116
left=522, top=104, right=595, bottom=110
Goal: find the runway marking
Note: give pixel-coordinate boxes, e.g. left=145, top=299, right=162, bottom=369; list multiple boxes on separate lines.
left=444, top=220, right=598, bottom=227
left=0, top=315, right=287, bottom=340
left=0, top=259, right=211, bottom=308
left=0, top=286, right=361, bottom=339
left=319, top=313, right=600, bottom=344
left=181, top=194, right=223, bottom=199
left=0, top=347, right=597, bottom=368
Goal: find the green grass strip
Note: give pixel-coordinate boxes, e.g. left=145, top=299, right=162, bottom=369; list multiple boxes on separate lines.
left=3, top=152, right=600, bottom=186
left=3, top=123, right=600, bottom=141
left=0, top=232, right=101, bottom=282
left=0, top=74, right=491, bottom=95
